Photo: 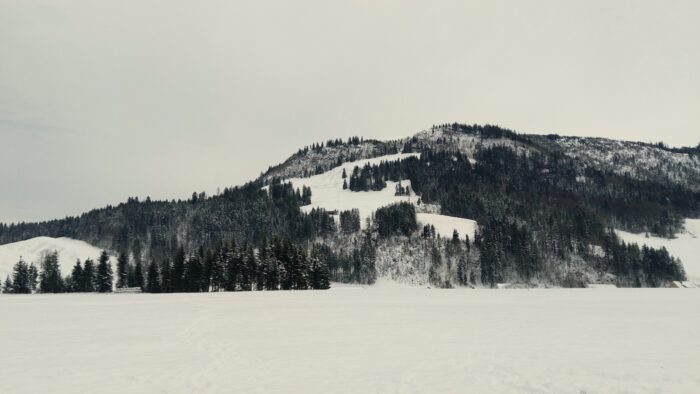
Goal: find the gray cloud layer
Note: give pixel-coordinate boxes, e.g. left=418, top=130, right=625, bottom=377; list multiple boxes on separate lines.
left=1, top=0, right=699, bottom=223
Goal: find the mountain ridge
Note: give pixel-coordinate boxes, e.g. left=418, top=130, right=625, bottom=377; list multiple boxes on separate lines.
left=1, top=123, right=698, bottom=289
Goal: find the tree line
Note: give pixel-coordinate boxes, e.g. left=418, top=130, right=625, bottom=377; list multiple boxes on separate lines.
left=3, top=237, right=330, bottom=294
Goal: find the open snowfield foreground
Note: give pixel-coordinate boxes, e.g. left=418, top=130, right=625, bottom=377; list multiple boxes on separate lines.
left=1, top=287, right=699, bottom=393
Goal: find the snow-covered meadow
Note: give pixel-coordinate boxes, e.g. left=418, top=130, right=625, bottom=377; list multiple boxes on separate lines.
left=1, top=286, right=698, bottom=393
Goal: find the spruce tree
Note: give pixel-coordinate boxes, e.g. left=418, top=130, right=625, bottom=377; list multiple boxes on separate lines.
left=146, top=260, right=161, bottom=293
left=160, top=259, right=172, bottom=293
left=133, top=261, right=144, bottom=290
left=96, top=250, right=113, bottom=293
left=116, top=252, right=128, bottom=288
left=28, top=263, right=39, bottom=292
left=184, top=255, right=204, bottom=292
left=3, top=275, right=12, bottom=293
left=82, top=258, right=96, bottom=292
left=309, top=256, right=331, bottom=289
left=39, top=251, right=64, bottom=293
left=171, top=246, right=186, bottom=292
left=70, top=260, right=84, bottom=292
left=11, top=259, right=32, bottom=294
left=223, top=243, right=239, bottom=291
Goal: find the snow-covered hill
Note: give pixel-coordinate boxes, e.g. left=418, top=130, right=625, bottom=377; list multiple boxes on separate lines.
left=615, top=219, right=700, bottom=285
left=0, top=237, right=110, bottom=281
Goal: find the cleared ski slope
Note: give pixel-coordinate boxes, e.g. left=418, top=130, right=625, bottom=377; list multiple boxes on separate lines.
left=286, top=153, right=478, bottom=239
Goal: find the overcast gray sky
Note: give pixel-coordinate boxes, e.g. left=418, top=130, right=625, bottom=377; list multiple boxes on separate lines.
left=1, top=0, right=699, bottom=223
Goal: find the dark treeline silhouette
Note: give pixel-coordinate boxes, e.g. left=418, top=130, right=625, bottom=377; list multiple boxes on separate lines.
left=2, top=237, right=330, bottom=294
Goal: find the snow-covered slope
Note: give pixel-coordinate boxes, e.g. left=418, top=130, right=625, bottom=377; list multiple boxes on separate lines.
left=416, top=213, right=477, bottom=240
left=0, top=237, right=110, bottom=281
left=286, top=153, right=419, bottom=223
left=284, top=153, right=477, bottom=239
left=615, top=219, right=700, bottom=285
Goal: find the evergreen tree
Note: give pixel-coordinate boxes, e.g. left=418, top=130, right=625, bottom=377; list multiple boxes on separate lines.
left=146, top=259, right=161, bottom=293
left=82, top=258, right=96, bottom=292
left=309, top=255, right=330, bottom=289
left=39, top=251, right=64, bottom=293
left=160, top=259, right=172, bottom=293
left=116, top=252, right=128, bottom=288
left=96, top=250, right=113, bottom=292
left=171, top=246, right=186, bottom=292
left=3, top=275, right=12, bottom=293
left=133, top=261, right=144, bottom=290
left=11, top=259, right=32, bottom=294
left=224, top=241, right=240, bottom=291
left=28, top=263, right=39, bottom=292
left=70, top=260, right=84, bottom=292
left=184, top=254, right=204, bottom=292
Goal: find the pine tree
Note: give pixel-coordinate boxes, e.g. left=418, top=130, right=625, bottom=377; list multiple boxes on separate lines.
left=28, top=263, right=39, bottom=292
left=70, top=260, right=84, bottom=292
left=3, top=275, right=12, bottom=293
left=82, top=258, right=96, bottom=292
left=96, top=250, right=113, bottom=293
left=224, top=241, right=240, bottom=291
left=184, top=254, right=204, bottom=292
left=160, top=259, right=172, bottom=293
left=39, top=251, right=64, bottom=293
left=133, top=261, right=144, bottom=290
left=11, top=259, right=32, bottom=293
left=116, top=252, right=128, bottom=288
left=210, top=247, right=226, bottom=292
left=146, top=259, right=161, bottom=293
left=171, top=246, right=186, bottom=292
left=309, top=256, right=330, bottom=289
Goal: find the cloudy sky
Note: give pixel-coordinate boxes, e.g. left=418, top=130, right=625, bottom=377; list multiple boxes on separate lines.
left=1, top=0, right=698, bottom=223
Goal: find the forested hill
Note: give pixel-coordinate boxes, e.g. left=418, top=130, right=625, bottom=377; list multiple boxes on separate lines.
left=1, top=124, right=699, bottom=288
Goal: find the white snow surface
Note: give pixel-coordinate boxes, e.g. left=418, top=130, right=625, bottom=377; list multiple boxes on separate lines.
left=1, top=288, right=698, bottom=393
left=0, top=237, right=110, bottom=280
left=615, top=219, right=700, bottom=285
left=285, top=152, right=477, bottom=238
left=416, top=212, right=477, bottom=240
left=286, top=152, right=419, bottom=223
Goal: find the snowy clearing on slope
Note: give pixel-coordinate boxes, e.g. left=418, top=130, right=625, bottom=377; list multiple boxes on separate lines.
left=416, top=213, right=477, bottom=240
left=1, top=288, right=698, bottom=393
left=0, top=237, right=111, bottom=280
left=286, top=152, right=419, bottom=224
left=615, top=219, right=700, bottom=285
left=285, top=152, right=477, bottom=238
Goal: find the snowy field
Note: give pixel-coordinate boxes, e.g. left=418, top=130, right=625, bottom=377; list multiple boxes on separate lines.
left=1, top=287, right=699, bottom=393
